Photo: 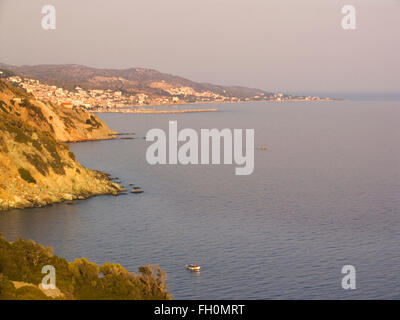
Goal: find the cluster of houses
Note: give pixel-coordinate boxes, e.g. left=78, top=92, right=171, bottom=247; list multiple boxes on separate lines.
left=6, top=76, right=142, bottom=109
left=4, top=75, right=329, bottom=111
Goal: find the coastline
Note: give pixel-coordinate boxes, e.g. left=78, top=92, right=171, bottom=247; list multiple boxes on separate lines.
left=93, top=108, right=218, bottom=114
left=90, top=98, right=336, bottom=114
left=0, top=170, right=125, bottom=212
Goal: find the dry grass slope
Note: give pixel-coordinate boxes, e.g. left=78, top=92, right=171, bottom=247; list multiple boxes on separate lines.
left=0, top=80, right=124, bottom=210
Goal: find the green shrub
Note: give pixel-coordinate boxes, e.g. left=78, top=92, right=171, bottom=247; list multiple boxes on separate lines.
left=20, top=99, right=46, bottom=122
left=85, top=116, right=102, bottom=129
left=0, top=136, right=8, bottom=153
left=18, top=168, right=36, bottom=184
left=68, top=151, right=76, bottom=161
left=40, top=133, right=65, bottom=175
left=90, top=115, right=102, bottom=128
left=23, top=152, right=49, bottom=176
left=0, top=100, right=9, bottom=113
left=0, top=236, right=170, bottom=300
left=32, top=140, right=42, bottom=151
left=61, top=116, right=77, bottom=129
left=15, top=286, right=51, bottom=300
left=1, top=117, right=35, bottom=145
left=0, top=274, right=16, bottom=299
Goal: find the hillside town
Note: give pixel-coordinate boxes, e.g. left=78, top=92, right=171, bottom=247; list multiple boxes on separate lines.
left=3, top=73, right=331, bottom=112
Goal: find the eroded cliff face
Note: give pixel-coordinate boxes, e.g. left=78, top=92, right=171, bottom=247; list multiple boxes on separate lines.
left=0, top=80, right=124, bottom=211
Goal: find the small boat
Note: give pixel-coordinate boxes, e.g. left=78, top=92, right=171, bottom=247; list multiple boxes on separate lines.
left=186, top=264, right=201, bottom=272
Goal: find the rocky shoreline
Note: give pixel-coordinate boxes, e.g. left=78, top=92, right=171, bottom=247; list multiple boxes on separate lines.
left=0, top=171, right=125, bottom=211
left=0, top=80, right=126, bottom=211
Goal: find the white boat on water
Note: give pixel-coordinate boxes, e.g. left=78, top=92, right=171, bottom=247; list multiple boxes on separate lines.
left=186, top=264, right=201, bottom=271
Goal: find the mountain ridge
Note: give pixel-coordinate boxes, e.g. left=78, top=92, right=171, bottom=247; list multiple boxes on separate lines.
left=0, top=62, right=276, bottom=99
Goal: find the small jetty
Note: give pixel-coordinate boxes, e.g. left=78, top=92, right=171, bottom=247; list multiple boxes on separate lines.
left=131, top=190, right=143, bottom=194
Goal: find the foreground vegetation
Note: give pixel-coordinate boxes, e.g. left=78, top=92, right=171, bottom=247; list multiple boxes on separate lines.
left=0, top=235, right=170, bottom=300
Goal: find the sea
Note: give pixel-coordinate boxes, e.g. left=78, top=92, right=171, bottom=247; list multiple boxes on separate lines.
left=0, top=99, right=399, bottom=299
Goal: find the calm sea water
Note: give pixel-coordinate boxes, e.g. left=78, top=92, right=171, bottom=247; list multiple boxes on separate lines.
left=0, top=100, right=399, bottom=299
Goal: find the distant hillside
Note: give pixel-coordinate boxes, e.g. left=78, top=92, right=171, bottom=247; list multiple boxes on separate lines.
left=0, top=80, right=124, bottom=210
left=0, top=63, right=272, bottom=99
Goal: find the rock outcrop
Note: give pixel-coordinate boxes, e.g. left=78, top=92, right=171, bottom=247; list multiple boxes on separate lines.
left=0, top=80, right=124, bottom=211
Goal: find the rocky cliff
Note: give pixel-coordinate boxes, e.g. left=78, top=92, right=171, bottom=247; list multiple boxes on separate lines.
left=0, top=80, right=124, bottom=210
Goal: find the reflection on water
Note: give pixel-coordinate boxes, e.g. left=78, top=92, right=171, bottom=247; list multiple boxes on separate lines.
left=0, top=101, right=399, bottom=299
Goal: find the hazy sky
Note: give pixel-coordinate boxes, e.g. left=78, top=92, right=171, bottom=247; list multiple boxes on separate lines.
left=0, top=0, right=399, bottom=93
